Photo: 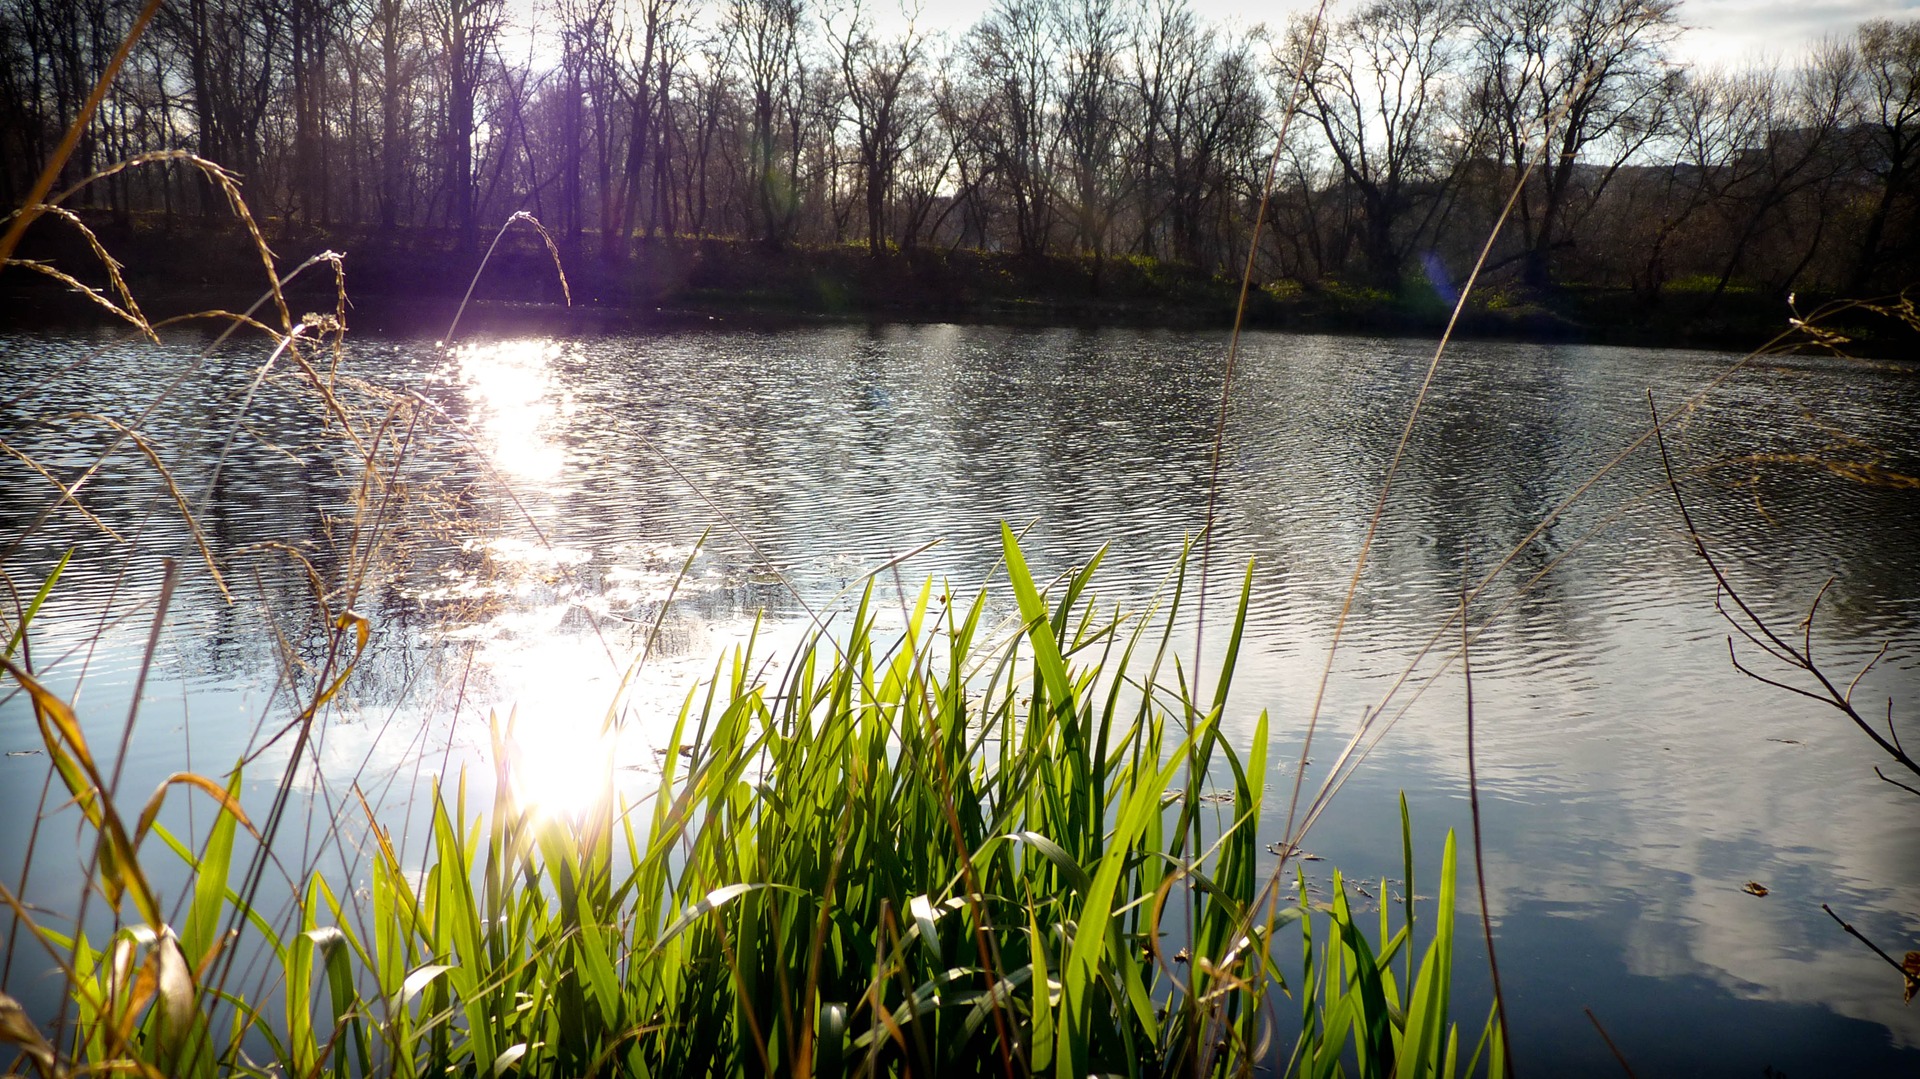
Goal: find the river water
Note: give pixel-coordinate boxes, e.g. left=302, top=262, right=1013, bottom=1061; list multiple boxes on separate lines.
left=2, top=323, right=1918, bottom=1074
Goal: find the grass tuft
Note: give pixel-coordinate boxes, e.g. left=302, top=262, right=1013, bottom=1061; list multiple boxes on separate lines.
left=3, top=530, right=1500, bottom=1077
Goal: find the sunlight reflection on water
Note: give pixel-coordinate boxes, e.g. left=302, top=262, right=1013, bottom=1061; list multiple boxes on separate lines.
left=456, top=338, right=569, bottom=482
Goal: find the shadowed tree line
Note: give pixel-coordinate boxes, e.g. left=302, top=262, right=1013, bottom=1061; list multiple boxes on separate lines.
left=1, top=0, right=1915, bottom=303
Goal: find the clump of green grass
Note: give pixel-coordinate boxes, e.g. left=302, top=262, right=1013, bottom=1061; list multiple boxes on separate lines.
left=1285, top=798, right=1504, bottom=1079
left=2, top=526, right=1501, bottom=1078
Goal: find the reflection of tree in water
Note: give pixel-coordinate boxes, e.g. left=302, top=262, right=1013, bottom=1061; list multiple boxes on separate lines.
left=1394, top=343, right=1604, bottom=668
left=924, top=326, right=1222, bottom=579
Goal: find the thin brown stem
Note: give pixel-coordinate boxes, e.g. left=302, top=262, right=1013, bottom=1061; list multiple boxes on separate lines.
left=1194, top=0, right=1331, bottom=680
left=1461, top=561, right=1512, bottom=1078
left=1652, top=392, right=1919, bottom=782
left=1584, top=1007, right=1638, bottom=1079
left=1821, top=903, right=1917, bottom=986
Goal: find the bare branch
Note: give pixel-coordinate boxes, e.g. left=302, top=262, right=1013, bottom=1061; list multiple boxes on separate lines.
left=1874, top=767, right=1920, bottom=800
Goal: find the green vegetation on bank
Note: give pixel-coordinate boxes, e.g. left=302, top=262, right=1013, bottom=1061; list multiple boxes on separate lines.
left=7, top=215, right=1912, bottom=356
left=1, top=529, right=1502, bottom=1078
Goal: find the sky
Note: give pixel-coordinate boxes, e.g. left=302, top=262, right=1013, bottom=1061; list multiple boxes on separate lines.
left=861, top=0, right=1920, bottom=65
left=506, top=0, right=1920, bottom=71
left=1615, top=0, right=1917, bottom=66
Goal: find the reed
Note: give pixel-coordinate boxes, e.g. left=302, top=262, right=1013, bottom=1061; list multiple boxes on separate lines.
left=2, top=521, right=1500, bottom=1078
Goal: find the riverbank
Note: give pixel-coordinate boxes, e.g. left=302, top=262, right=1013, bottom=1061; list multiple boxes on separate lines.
left=2, top=215, right=1912, bottom=354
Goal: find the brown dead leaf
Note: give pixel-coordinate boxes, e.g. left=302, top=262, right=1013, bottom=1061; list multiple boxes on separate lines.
left=1743, top=881, right=1769, bottom=897
left=1903, top=952, right=1919, bottom=1005
left=0, top=992, right=59, bottom=1076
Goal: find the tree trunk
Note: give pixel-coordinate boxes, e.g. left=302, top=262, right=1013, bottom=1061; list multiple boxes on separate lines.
left=379, top=0, right=401, bottom=229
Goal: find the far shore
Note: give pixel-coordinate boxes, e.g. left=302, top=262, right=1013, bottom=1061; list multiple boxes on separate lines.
left=3, top=217, right=1913, bottom=358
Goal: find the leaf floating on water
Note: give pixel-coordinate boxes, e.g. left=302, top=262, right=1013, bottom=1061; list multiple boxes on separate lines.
left=1267, top=842, right=1323, bottom=861
left=1743, top=881, right=1770, bottom=897
left=1903, top=952, right=1920, bottom=1004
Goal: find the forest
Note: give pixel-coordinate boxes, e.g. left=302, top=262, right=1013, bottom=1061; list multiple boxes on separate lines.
left=1, top=0, right=1916, bottom=304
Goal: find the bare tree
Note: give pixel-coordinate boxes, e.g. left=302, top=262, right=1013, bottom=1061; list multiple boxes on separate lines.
left=366, top=0, right=421, bottom=230
left=1468, top=0, right=1680, bottom=289
left=1850, top=18, right=1920, bottom=292
left=1123, top=0, right=1198, bottom=259
left=431, top=0, right=503, bottom=245
left=22, top=0, right=146, bottom=203
left=929, top=46, right=997, bottom=248
left=611, top=0, right=685, bottom=251
left=725, top=0, right=806, bottom=247
left=1287, top=0, right=1465, bottom=290
left=158, top=0, right=282, bottom=215
left=1053, top=0, right=1127, bottom=261
left=1703, top=51, right=1859, bottom=304
left=1, top=0, right=1910, bottom=296
left=964, top=0, right=1058, bottom=255
left=1175, top=27, right=1263, bottom=266
left=551, top=0, right=609, bottom=240
left=1618, top=64, right=1764, bottom=297
left=890, top=72, right=948, bottom=249
left=285, top=0, right=351, bottom=223
left=823, top=0, right=925, bottom=254
left=640, top=9, right=692, bottom=237
left=671, top=33, right=731, bottom=237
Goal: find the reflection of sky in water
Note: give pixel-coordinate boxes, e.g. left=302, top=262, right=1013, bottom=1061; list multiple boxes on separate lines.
left=2, top=326, right=1918, bottom=1072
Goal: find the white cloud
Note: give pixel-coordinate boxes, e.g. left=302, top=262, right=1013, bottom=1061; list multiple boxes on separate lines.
left=1678, top=0, right=1920, bottom=68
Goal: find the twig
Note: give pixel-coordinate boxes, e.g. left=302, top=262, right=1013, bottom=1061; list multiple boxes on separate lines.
left=1584, top=1007, right=1638, bottom=1079
left=1843, top=643, right=1888, bottom=707
left=1874, top=767, right=1920, bottom=799
left=1651, top=392, right=1919, bottom=786
left=1820, top=904, right=1917, bottom=991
